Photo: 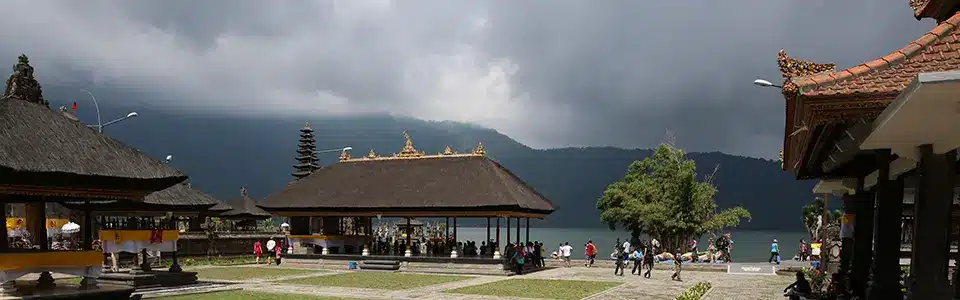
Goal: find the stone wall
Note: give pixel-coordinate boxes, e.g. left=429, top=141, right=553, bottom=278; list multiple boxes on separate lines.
left=177, top=232, right=281, bottom=256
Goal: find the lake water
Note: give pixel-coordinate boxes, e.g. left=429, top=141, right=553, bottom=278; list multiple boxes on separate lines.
left=451, top=227, right=807, bottom=262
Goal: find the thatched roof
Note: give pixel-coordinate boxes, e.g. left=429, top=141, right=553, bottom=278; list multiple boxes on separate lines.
left=258, top=155, right=556, bottom=215
left=0, top=55, right=185, bottom=197
left=219, top=187, right=271, bottom=219
left=60, top=182, right=219, bottom=213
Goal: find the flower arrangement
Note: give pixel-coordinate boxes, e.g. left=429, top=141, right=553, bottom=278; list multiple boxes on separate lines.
left=676, top=281, right=711, bottom=300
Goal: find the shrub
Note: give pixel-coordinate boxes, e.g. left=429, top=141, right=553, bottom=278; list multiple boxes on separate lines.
left=676, top=281, right=711, bottom=300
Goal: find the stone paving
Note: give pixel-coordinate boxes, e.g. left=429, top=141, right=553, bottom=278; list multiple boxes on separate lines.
left=152, top=263, right=795, bottom=300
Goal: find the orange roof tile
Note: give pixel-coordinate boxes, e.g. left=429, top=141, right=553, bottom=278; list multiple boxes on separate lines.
left=792, top=12, right=960, bottom=98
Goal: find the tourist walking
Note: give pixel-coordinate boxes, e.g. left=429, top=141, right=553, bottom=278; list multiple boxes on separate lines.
left=631, top=247, right=643, bottom=275
left=560, top=242, right=573, bottom=267
left=651, top=238, right=660, bottom=254
left=513, top=244, right=526, bottom=275
left=670, top=247, right=682, bottom=281
left=585, top=240, right=597, bottom=267
left=613, top=247, right=626, bottom=276
left=688, top=238, right=698, bottom=262
left=538, top=242, right=546, bottom=267
left=642, top=246, right=654, bottom=278
left=274, top=239, right=283, bottom=266
left=724, top=233, right=734, bottom=262
left=253, top=240, right=263, bottom=264
left=798, top=239, right=808, bottom=262
left=769, top=239, right=780, bottom=264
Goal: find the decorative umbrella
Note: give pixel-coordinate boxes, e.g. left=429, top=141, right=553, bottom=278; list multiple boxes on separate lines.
left=280, top=223, right=290, bottom=229
left=266, top=240, right=277, bottom=251
left=61, top=222, right=80, bottom=234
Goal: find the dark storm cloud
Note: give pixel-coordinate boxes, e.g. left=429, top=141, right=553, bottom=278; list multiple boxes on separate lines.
left=0, top=0, right=935, bottom=157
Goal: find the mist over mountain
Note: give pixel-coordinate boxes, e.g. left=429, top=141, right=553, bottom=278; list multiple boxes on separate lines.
left=43, top=87, right=815, bottom=231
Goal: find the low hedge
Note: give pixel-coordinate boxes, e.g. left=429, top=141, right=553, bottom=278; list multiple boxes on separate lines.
left=676, top=281, right=712, bottom=300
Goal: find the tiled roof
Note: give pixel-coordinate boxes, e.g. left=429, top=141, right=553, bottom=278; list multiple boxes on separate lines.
left=793, top=12, right=960, bottom=97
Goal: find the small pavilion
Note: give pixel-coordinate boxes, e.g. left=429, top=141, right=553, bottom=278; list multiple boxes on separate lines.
left=0, top=55, right=186, bottom=297
left=258, top=131, right=555, bottom=260
left=218, top=187, right=272, bottom=231
left=771, top=3, right=960, bottom=299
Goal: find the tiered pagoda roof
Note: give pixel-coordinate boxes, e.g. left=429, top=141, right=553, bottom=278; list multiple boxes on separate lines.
left=259, top=131, right=554, bottom=218
left=0, top=55, right=185, bottom=199
left=777, top=3, right=960, bottom=174
left=220, top=187, right=272, bottom=220
left=292, top=123, right=318, bottom=180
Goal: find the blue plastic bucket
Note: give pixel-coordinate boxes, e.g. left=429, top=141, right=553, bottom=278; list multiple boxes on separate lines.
left=348, top=261, right=358, bottom=269
left=810, top=261, right=820, bottom=269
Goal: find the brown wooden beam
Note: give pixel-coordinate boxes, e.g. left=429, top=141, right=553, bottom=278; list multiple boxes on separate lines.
left=267, top=210, right=548, bottom=219
left=0, top=184, right=147, bottom=200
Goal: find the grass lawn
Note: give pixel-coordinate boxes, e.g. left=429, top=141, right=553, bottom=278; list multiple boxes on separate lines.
left=445, top=278, right=621, bottom=300
left=192, top=267, right=324, bottom=281
left=278, top=272, right=471, bottom=290
left=158, top=290, right=360, bottom=300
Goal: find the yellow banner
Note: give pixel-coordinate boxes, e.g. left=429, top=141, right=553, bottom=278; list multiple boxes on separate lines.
left=5, top=217, right=24, bottom=230
left=810, top=243, right=822, bottom=250
left=98, top=230, right=179, bottom=242
left=841, top=214, right=854, bottom=225
left=0, top=251, right=102, bottom=271
left=46, top=219, right=69, bottom=229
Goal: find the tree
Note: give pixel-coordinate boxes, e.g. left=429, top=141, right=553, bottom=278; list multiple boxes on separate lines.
left=596, top=144, right=751, bottom=251
left=801, top=196, right=842, bottom=240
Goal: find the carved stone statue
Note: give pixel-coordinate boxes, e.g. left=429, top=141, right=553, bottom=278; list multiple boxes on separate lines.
left=2, top=54, right=47, bottom=106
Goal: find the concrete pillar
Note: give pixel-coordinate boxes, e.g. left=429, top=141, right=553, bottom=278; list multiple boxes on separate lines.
left=852, top=180, right=875, bottom=299
left=908, top=146, right=955, bottom=300
left=868, top=149, right=904, bottom=300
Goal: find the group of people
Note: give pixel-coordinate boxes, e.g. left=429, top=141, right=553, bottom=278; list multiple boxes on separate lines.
left=506, top=241, right=548, bottom=275
left=252, top=238, right=285, bottom=265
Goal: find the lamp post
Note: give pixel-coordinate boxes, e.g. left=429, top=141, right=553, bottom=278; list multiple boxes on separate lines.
left=81, top=89, right=139, bottom=133
left=317, top=147, right=352, bottom=154
left=752, top=79, right=783, bottom=89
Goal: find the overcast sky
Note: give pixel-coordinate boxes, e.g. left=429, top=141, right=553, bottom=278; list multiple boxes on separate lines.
left=0, top=0, right=935, bottom=158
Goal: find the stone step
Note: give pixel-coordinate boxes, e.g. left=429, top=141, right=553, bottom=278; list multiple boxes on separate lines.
left=359, top=263, right=401, bottom=271
left=361, top=260, right=401, bottom=266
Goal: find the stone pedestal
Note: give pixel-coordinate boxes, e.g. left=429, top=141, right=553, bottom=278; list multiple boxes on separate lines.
left=908, top=147, right=955, bottom=300
left=0, top=280, right=16, bottom=295
left=450, top=250, right=458, bottom=258
left=35, top=272, right=55, bottom=290
left=79, top=276, right=99, bottom=290
left=493, top=251, right=501, bottom=259
left=321, top=247, right=329, bottom=255
left=404, top=249, right=412, bottom=257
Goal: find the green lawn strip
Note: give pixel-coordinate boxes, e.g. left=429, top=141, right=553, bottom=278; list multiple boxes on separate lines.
left=445, top=278, right=621, bottom=300
left=192, top=267, right=325, bottom=281
left=156, top=290, right=360, bottom=300
left=278, top=272, right=472, bottom=290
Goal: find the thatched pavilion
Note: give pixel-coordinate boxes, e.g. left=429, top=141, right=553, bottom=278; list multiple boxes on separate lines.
left=218, top=187, right=271, bottom=230
left=0, top=55, right=185, bottom=297
left=259, top=131, right=554, bottom=260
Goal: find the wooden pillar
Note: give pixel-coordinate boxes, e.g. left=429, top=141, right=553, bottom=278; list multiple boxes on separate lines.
left=495, top=217, right=501, bottom=252
left=506, top=217, right=511, bottom=246
left=868, top=149, right=904, bottom=300
left=82, top=202, right=92, bottom=251
left=909, top=146, right=955, bottom=300
left=406, top=217, right=412, bottom=249
left=851, top=179, right=874, bottom=299
left=515, top=217, right=520, bottom=244
left=525, top=218, right=530, bottom=244
left=453, top=218, right=458, bottom=245
left=486, top=217, right=491, bottom=247
left=445, top=217, right=450, bottom=241
left=26, top=201, right=47, bottom=250
left=0, top=200, right=7, bottom=250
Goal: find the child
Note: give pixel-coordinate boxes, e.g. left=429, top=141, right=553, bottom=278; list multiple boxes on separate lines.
left=671, top=247, right=682, bottom=281
left=631, top=247, right=643, bottom=275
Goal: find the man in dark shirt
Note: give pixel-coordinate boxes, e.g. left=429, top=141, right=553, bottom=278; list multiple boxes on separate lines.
left=784, top=271, right=812, bottom=300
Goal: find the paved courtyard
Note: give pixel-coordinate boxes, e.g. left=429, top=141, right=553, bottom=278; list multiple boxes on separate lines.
left=140, top=263, right=794, bottom=300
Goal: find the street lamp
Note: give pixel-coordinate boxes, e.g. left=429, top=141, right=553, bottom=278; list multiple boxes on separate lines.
left=317, top=147, right=352, bottom=154
left=164, top=155, right=173, bottom=163
left=81, top=89, right=139, bottom=133
left=753, top=79, right=783, bottom=89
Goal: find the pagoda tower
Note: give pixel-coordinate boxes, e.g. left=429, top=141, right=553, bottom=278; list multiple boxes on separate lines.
left=292, top=122, right=318, bottom=180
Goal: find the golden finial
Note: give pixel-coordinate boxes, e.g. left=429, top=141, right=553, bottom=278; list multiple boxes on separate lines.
left=442, top=145, right=454, bottom=155
left=339, top=150, right=351, bottom=162
left=473, top=142, right=486, bottom=156
left=396, top=130, right=424, bottom=158
left=304, top=122, right=311, bottom=129
left=367, top=149, right=377, bottom=159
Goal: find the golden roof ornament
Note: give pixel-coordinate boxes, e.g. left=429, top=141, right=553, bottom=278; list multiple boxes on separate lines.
left=442, top=145, right=454, bottom=155
left=339, top=150, right=351, bottom=161
left=473, top=142, right=486, bottom=156
left=367, top=149, right=377, bottom=159
left=396, top=130, right=424, bottom=158
left=777, top=49, right=835, bottom=79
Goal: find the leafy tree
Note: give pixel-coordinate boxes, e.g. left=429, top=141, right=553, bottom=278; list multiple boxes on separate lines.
left=596, top=144, right=751, bottom=251
left=801, top=196, right=842, bottom=240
